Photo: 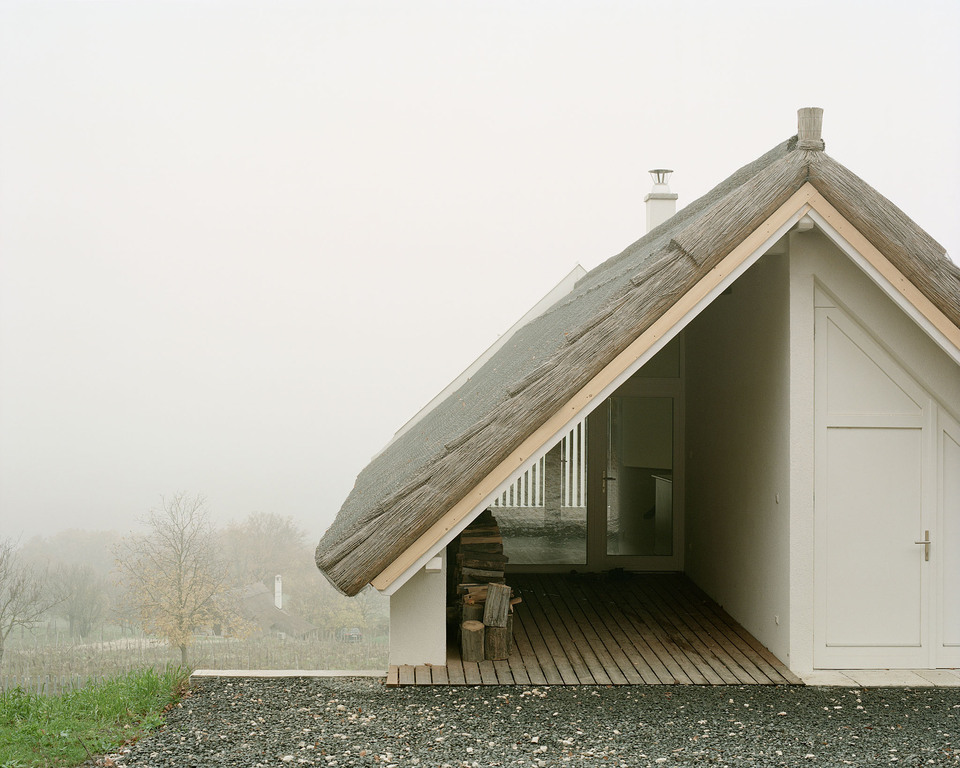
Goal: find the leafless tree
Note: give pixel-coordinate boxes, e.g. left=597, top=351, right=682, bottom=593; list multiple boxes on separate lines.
left=52, top=563, right=108, bottom=638
left=0, top=538, right=57, bottom=664
left=114, top=493, right=245, bottom=666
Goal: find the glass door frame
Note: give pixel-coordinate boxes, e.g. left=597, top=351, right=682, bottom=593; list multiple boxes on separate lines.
left=586, top=376, right=684, bottom=572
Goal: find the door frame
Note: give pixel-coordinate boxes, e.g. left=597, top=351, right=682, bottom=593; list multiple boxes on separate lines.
left=813, top=302, right=940, bottom=668
left=586, top=377, right=685, bottom=572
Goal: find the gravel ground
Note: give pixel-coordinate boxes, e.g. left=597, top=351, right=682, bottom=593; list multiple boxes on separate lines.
left=100, top=677, right=959, bottom=767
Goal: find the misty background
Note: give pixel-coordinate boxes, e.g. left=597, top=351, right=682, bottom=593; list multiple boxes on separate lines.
left=2, top=0, right=958, bottom=548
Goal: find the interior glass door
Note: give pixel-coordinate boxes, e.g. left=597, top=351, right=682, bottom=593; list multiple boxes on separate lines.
left=606, top=395, right=674, bottom=558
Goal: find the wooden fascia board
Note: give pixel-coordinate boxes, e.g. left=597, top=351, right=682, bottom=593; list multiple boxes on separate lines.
left=804, top=188, right=960, bottom=355
left=369, top=183, right=820, bottom=592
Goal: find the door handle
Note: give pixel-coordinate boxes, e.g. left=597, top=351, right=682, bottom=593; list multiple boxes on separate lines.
left=914, top=530, right=931, bottom=562
left=601, top=470, right=615, bottom=496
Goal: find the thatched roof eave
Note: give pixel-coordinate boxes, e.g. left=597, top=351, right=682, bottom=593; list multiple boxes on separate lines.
left=315, top=138, right=960, bottom=598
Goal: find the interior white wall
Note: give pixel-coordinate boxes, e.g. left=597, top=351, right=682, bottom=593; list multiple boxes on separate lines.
left=388, top=550, right=446, bottom=666
left=685, top=252, right=792, bottom=662
left=788, top=227, right=960, bottom=673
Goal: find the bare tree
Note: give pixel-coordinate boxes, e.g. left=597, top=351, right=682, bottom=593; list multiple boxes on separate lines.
left=114, top=493, right=243, bottom=666
left=52, top=563, right=107, bottom=638
left=0, top=538, right=56, bottom=664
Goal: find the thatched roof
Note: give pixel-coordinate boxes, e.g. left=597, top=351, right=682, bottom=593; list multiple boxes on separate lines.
left=316, top=116, right=960, bottom=597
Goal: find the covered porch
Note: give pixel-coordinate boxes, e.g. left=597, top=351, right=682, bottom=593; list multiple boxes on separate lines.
left=386, top=572, right=801, bottom=686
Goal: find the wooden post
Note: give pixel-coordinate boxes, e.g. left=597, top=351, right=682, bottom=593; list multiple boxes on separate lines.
left=483, top=583, right=512, bottom=628
left=484, top=613, right=513, bottom=660
left=461, top=620, right=485, bottom=662
left=544, top=442, right=563, bottom=523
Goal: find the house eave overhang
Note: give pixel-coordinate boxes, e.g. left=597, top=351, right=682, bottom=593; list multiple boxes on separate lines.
left=372, top=182, right=960, bottom=595
left=372, top=184, right=805, bottom=593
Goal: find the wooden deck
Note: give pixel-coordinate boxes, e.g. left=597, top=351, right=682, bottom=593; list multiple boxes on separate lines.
left=386, top=572, right=802, bottom=686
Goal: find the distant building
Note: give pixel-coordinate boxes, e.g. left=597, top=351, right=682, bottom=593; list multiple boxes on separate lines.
left=240, top=582, right=317, bottom=639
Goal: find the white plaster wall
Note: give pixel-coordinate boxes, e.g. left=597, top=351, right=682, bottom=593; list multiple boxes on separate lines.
left=388, top=550, right=447, bottom=666
left=788, top=227, right=960, bottom=673
left=684, top=252, right=792, bottom=662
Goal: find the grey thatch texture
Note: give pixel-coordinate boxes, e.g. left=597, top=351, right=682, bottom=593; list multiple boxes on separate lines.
left=316, top=135, right=960, bottom=596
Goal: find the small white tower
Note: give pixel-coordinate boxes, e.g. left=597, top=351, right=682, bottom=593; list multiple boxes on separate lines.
left=644, top=169, right=678, bottom=233
left=274, top=574, right=282, bottom=610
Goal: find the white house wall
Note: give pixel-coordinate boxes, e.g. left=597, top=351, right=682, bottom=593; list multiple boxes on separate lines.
left=684, top=226, right=958, bottom=675
left=789, top=227, right=960, bottom=673
left=388, top=550, right=446, bottom=666
left=684, top=251, right=793, bottom=663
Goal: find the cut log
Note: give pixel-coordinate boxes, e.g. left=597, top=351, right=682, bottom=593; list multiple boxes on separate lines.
left=461, top=600, right=484, bottom=623
left=461, top=620, right=485, bottom=662
left=456, top=541, right=502, bottom=553
left=483, top=582, right=512, bottom=628
left=460, top=567, right=506, bottom=584
left=484, top=614, right=513, bottom=660
left=457, top=552, right=508, bottom=568
left=449, top=509, right=507, bottom=637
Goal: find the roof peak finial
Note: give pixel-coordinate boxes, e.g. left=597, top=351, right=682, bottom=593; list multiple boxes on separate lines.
left=797, top=107, right=825, bottom=151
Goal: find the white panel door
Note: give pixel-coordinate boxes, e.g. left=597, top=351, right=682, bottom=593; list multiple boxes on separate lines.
left=814, top=306, right=933, bottom=668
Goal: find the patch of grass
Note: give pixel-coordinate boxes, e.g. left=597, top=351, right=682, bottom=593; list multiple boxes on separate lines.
left=0, top=666, right=188, bottom=768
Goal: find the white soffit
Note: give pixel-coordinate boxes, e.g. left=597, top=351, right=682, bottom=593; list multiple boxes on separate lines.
left=378, top=203, right=810, bottom=595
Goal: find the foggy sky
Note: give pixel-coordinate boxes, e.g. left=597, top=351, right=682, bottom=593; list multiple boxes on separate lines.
left=1, top=0, right=958, bottom=543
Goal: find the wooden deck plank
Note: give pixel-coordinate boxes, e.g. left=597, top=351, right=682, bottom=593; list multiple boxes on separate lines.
left=676, top=578, right=803, bottom=685
left=478, top=660, right=499, bottom=685
left=650, top=576, right=757, bottom=685
left=513, top=580, right=581, bottom=685
left=462, top=661, right=482, bottom=686
left=629, top=577, right=736, bottom=685
left=577, top=576, right=682, bottom=684
left=511, top=609, right=549, bottom=685
left=414, top=665, right=432, bottom=685
left=385, top=666, right=399, bottom=687
left=613, top=579, right=706, bottom=684
left=445, top=643, right=467, bottom=686
left=550, top=574, right=633, bottom=684
left=661, top=576, right=774, bottom=684
left=398, top=665, right=415, bottom=686
left=517, top=577, right=584, bottom=684
left=528, top=574, right=608, bottom=685
left=505, top=631, right=531, bottom=685
left=391, top=573, right=795, bottom=688
left=493, top=659, right=514, bottom=684
left=565, top=576, right=660, bottom=684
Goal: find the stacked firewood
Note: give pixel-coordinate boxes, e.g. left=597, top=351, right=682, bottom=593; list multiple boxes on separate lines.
left=454, top=510, right=519, bottom=662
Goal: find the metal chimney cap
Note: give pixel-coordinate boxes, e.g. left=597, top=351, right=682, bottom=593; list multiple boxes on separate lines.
left=649, top=169, right=673, bottom=185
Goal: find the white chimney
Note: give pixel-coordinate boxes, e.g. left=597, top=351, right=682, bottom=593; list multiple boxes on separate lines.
left=644, top=169, right=678, bottom=232
left=274, top=574, right=282, bottom=610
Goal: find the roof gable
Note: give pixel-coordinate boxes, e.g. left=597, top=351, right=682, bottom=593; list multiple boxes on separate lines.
left=316, top=124, right=960, bottom=597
